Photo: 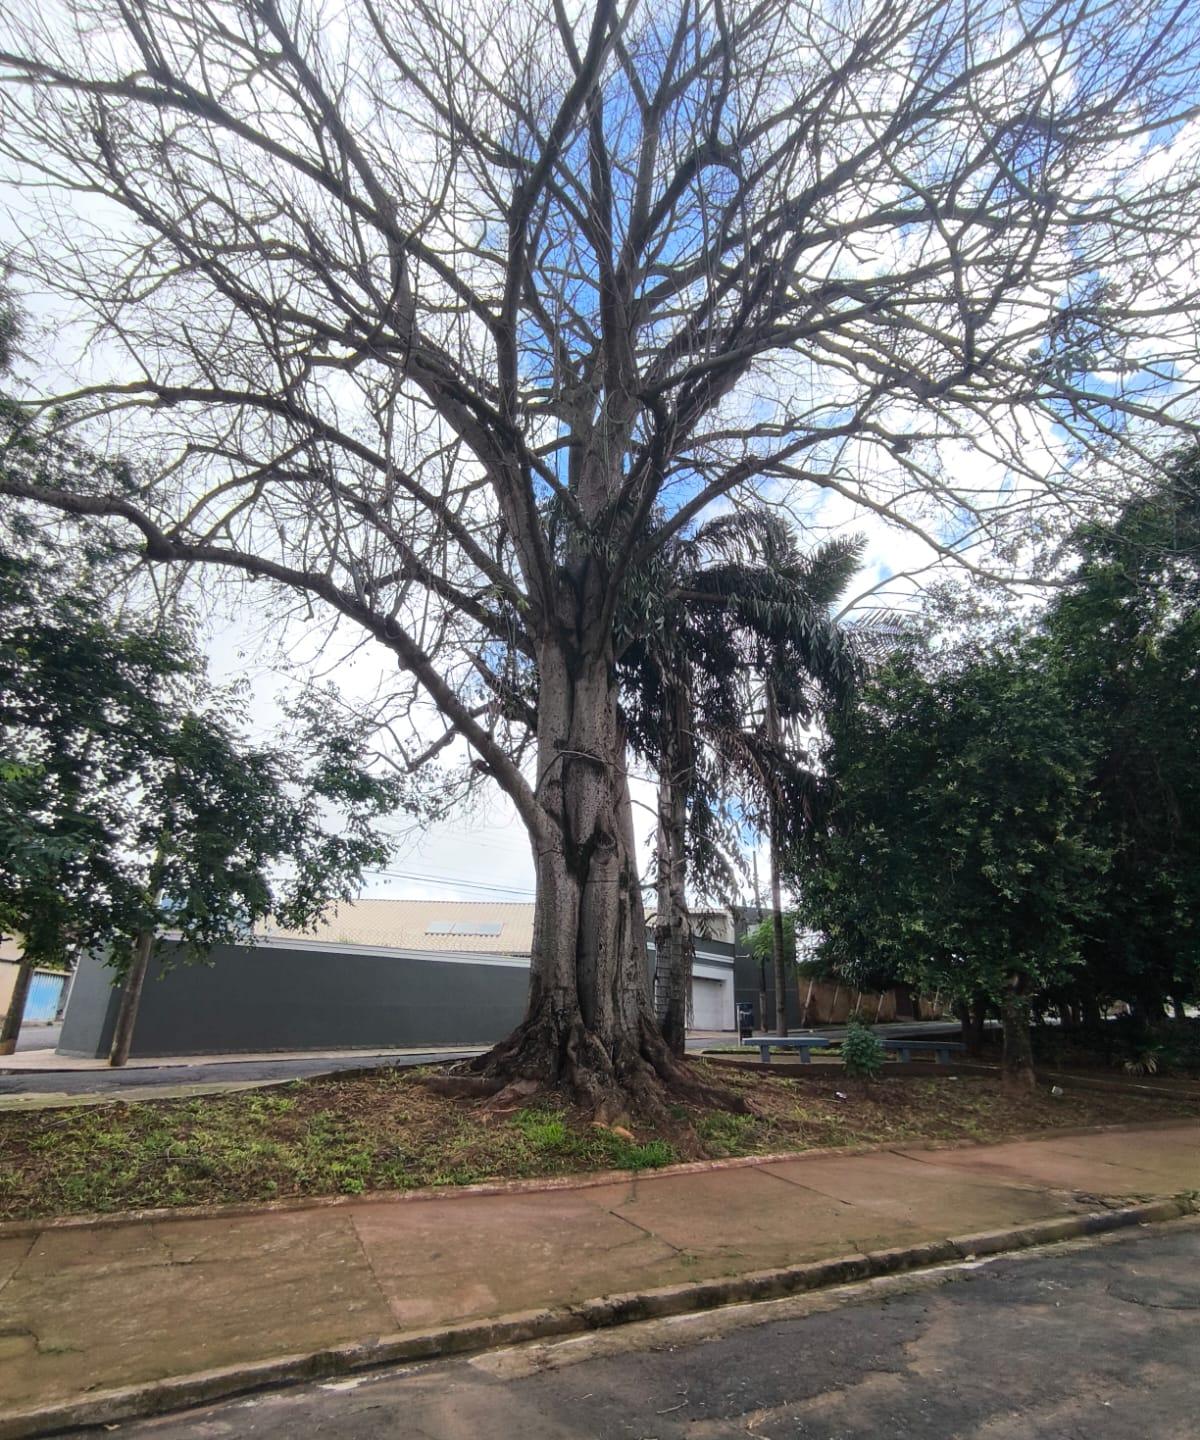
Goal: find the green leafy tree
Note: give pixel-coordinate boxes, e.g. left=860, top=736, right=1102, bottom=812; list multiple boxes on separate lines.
left=801, top=643, right=1107, bottom=1091
left=103, top=690, right=407, bottom=1066
left=1043, top=448, right=1200, bottom=1024
left=0, top=508, right=403, bottom=1060
left=0, top=520, right=197, bottom=1051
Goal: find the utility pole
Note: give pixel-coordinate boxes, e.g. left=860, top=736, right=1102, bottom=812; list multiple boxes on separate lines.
left=765, top=675, right=789, bottom=1037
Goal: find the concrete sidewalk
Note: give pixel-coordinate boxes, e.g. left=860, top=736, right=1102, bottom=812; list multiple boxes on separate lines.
left=0, top=1123, right=1196, bottom=1433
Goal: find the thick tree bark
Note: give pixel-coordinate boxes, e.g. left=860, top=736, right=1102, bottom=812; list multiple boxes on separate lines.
left=468, top=625, right=735, bottom=1120
left=109, top=928, right=155, bottom=1066
left=0, top=957, right=36, bottom=1056
left=1000, top=978, right=1036, bottom=1094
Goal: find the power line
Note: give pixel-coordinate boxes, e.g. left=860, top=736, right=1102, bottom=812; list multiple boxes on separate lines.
left=361, top=866, right=660, bottom=899
left=363, top=867, right=536, bottom=897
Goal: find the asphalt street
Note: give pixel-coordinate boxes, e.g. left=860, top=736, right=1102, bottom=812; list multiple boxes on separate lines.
left=75, top=1219, right=1200, bottom=1439
left=0, top=1049, right=483, bottom=1095
left=13, top=1022, right=62, bottom=1051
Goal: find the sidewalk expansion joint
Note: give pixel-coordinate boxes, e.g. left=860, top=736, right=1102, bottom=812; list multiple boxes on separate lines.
left=604, top=1208, right=685, bottom=1253
left=0, top=1235, right=38, bottom=1297
left=756, top=1165, right=853, bottom=1204
left=345, top=1213, right=399, bottom=1319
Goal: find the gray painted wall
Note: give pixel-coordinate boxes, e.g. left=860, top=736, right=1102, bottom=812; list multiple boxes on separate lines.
left=59, top=941, right=531, bottom=1058
left=58, top=935, right=735, bottom=1059
left=57, top=951, right=123, bottom=1057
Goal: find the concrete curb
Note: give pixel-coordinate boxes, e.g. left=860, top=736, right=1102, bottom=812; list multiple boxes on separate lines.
left=704, top=1055, right=1200, bottom=1099
left=0, top=1117, right=1195, bottom=1240
left=2, top=1194, right=1194, bottom=1440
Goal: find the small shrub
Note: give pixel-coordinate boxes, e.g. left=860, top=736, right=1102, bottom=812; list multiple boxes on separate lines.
left=841, top=1021, right=885, bottom=1081
left=1122, top=1042, right=1164, bottom=1077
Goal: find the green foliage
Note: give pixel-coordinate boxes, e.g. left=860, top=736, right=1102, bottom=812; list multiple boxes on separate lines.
left=746, top=912, right=797, bottom=966
left=0, top=496, right=401, bottom=975
left=801, top=642, right=1108, bottom=1013
left=0, top=522, right=199, bottom=966
left=512, top=1109, right=569, bottom=1149
left=1041, top=446, right=1200, bottom=1017
left=619, top=509, right=872, bottom=901
left=841, top=1021, right=885, bottom=1080
left=510, top=1106, right=677, bottom=1171
left=797, top=442, right=1200, bottom=1048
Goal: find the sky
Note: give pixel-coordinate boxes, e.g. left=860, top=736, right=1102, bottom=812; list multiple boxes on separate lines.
left=4, top=0, right=1199, bottom=913
left=192, top=464, right=961, bottom=910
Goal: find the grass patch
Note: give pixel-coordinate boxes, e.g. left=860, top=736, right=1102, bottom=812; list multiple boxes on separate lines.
left=0, top=1063, right=1193, bottom=1223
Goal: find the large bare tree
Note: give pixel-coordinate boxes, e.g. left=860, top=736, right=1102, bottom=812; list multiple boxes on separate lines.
left=0, top=0, right=1198, bottom=1113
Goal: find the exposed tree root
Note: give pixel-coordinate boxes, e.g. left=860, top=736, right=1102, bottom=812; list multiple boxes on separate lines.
left=453, top=1007, right=748, bottom=1126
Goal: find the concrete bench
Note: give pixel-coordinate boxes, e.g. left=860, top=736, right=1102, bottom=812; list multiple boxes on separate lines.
left=880, top=1038, right=966, bottom=1065
left=740, top=1035, right=832, bottom=1064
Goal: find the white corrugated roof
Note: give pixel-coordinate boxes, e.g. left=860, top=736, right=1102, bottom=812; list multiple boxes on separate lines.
left=260, top=898, right=536, bottom=955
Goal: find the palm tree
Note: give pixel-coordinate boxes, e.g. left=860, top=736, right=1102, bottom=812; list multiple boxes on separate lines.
left=621, top=511, right=872, bottom=1053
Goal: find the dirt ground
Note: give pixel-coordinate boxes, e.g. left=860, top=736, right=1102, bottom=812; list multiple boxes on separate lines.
left=1, top=1061, right=1194, bottom=1221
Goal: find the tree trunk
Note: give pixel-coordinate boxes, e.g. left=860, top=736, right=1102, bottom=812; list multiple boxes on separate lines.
left=468, top=630, right=735, bottom=1120
left=109, top=928, right=155, bottom=1067
left=0, top=957, right=36, bottom=1056
left=768, top=804, right=788, bottom=1036
left=959, top=993, right=989, bottom=1056
left=1000, top=979, right=1036, bottom=1094
left=654, top=773, right=694, bottom=1057
left=752, top=852, right=768, bottom=1031
left=654, top=683, right=695, bottom=1058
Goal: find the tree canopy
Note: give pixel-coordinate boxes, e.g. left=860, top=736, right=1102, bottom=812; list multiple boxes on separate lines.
left=1042, top=447, right=1200, bottom=1017
left=799, top=640, right=1108, bottom=1085
left=795, top=443, right=1200, bottom=1082
left=0, top=504, right=404, bottom=1053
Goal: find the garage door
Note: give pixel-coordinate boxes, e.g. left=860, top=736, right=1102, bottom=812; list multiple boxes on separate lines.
left=690, top=976, right=728, bottom=1030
